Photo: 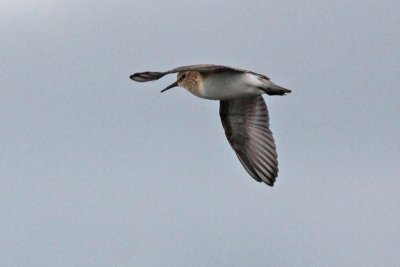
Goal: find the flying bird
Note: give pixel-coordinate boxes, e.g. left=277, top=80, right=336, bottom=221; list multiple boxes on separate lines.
left=130, top=64, right=291, bottom=186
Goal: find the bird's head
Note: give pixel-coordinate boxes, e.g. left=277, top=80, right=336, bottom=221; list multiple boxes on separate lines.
left=161, top=71, right=200, bottom=95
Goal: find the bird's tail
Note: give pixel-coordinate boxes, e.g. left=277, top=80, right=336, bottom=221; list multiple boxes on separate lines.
left=262, top=81, right=291, bottom=96
left=130, top=71, right=165, bottom=82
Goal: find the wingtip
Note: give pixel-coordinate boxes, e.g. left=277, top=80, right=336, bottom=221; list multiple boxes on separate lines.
left=264, top=179, right=275, bottom=187
left=130, top=71, right=165, bottom=82
left=130, top=72, right=149, bottom=82
left=254, top=176, right=275, bottom=187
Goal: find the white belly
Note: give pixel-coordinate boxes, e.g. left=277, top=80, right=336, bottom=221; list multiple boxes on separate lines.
left=198, top=72, right=262, bottom=100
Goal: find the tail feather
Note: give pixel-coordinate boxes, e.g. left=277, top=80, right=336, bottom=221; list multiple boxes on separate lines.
left=262, top=81, right=291, bottom=96
left=130, top=71, right=165, bottom=82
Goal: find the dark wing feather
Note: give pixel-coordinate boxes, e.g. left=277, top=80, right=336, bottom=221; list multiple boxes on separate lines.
left=165, top=64, right=246, bottom=74
left=130, top=64, right=270, bottom=82
left=219, top=95, right=278, bottom=186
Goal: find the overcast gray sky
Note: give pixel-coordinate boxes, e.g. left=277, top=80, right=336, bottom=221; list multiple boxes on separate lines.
left=1, top=1, right=400, bottom=266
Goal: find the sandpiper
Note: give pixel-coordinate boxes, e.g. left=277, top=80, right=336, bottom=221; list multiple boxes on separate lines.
left=130, top=64, right=291, bottom=186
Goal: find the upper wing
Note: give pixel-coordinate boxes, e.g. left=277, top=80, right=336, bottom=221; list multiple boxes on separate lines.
left=130, top=64, right=270, bottom=82
left=219, top=95, right=278, bottom=186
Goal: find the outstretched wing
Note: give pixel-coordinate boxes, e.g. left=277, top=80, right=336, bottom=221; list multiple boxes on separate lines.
left=219, top=95, right=278, bottom=186
left=130, top=64, right=270, bottom=82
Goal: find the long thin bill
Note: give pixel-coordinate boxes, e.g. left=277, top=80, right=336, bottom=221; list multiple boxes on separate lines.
left=160, top=81, right=178, bottom=93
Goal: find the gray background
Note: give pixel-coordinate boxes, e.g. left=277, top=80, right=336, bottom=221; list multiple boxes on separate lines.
left=1, top=1, right=399, bottom=266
